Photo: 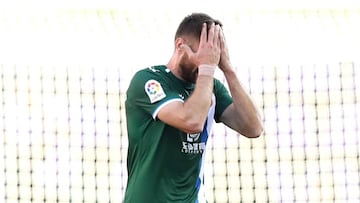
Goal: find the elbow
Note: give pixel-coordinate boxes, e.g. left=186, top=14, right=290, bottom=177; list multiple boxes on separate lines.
left=247, top=125, right=263, bottom=138
left=182, top=119, right=205, bottom=134
left=240, top=120, right=264, bottom=138
left=176, top=111, right=206, bottom=134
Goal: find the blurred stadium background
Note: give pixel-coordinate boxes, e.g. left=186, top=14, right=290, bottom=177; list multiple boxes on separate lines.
left=0, top=0, right=359, bottom=202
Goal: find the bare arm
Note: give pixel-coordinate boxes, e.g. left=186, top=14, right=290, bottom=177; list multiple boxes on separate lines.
left=157, top=73, right=214, bottom=133
left=157, top=23, right=221, bottom=133
left=218, top=29, right=263, bottom=138
left=220, top=68, right=263, bottom=138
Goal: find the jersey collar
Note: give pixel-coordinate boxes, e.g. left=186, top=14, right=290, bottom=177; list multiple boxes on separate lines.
left=161, top=65, right=195, bottom=91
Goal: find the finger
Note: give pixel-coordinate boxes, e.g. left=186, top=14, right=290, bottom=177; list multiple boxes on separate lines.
left=180, top=44, right=194, bottom=56
left=219, top=28, right=225, bottom=49
left=199, top=23, right=207, bottom=45
left=213, top=24, right=221, bottom=46
left=207, top=22, right=215, bottom=43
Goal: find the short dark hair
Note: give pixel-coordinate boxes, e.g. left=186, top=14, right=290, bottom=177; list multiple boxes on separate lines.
left=174, top=13, right=222, bottom=41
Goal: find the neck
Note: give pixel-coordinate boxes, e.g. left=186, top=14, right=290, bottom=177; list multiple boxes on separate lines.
left=166, top=57, right=183, bottom=80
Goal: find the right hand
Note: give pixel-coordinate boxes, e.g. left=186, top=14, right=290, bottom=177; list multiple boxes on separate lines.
left=180, top=23, right=221, bottom=67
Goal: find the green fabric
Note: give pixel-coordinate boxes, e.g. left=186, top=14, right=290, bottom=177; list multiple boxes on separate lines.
left=124, top=65, right=232, bottom=202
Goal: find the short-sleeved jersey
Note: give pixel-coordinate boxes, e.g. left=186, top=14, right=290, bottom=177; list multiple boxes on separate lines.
left=124, top=65, right=232, bottom=203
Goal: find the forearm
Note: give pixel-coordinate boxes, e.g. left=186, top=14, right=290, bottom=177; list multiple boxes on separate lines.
left=223, top=67, right=263, bottom=134
left=182, top=74, right=213, bottom=131
left=156, top=71, right=215, bottom=134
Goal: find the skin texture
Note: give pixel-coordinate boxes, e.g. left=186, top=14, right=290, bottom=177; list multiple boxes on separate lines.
left=158, top=22, right=263, bottom=138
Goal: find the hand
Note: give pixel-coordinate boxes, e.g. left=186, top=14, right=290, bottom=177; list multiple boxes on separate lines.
left=218, top=29, right=232, bottom=72
left=180, top=23, right=221, bottom=67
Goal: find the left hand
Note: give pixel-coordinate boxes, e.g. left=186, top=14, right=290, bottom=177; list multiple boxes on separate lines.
left=218, top=29, right=232, bottom=72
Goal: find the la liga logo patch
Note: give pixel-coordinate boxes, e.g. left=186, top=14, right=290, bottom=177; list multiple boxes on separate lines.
left=145, top=79, right=166, bottom=103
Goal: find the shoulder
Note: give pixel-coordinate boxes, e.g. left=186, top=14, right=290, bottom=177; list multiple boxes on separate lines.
left=126, top=65, right=168, bottom=95
left=130, top=66, right=166, bottom=83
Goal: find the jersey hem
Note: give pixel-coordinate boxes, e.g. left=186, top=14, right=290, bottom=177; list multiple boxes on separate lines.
left=152, top=98, right=184, bottom=119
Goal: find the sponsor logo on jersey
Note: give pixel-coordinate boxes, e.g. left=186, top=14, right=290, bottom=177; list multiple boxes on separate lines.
left=186, top=133, right=200, bottom=142
left=145, top=79, right=166, bottom=103
left=182, top=133, right=206, bottom=154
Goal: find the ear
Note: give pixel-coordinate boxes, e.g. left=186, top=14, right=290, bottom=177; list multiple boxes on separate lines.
left=175, top=38, right=185, bottom=51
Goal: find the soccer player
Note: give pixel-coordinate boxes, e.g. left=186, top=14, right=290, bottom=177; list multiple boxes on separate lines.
left=124, top=12, right=263, bottom=202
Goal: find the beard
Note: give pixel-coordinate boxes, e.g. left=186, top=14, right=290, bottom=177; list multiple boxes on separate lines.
left=178, top=55, right=198, bottom=83
left=179, top=64, right=198, bottom=83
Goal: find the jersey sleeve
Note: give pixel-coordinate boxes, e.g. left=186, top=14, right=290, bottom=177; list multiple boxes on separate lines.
left=213, top=79, right=233, bottom=123
left=126, top=69, right=182, bottom=119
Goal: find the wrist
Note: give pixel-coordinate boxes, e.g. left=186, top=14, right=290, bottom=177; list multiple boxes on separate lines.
left=198, top=64, right=216, bottom=77
left=220, top=63, right=235, bottom=75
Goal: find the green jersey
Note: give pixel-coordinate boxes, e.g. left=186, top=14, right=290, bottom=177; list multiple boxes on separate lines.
left=124, top=65, right=232, bottom=203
